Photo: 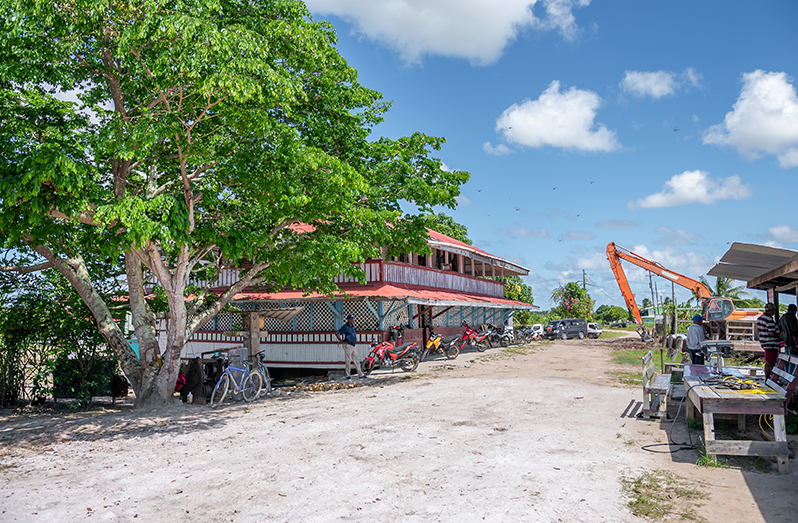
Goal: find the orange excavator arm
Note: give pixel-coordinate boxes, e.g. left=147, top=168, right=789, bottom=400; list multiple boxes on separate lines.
left=607, top=243, right=713, bottom=302
left=606, top=243, right=644, bottom=325
left=606, top=242, right=716, bottom=327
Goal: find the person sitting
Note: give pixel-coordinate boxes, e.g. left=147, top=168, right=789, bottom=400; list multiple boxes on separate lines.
left=181, top=357, right=205, bottom=404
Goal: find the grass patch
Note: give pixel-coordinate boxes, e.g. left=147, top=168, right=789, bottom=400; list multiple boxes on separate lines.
left=611, top=349, right=649, bottom=366
left=598, top=330, right=631, bottom=339
left=621, top=470, right=706, bottom=522
left=696, top=447, right=729, bottom=468
left=608, top=371, right=642, bottom=386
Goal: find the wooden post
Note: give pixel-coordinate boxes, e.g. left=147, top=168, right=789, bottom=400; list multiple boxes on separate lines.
left=249, top=311, right=260, bottom=359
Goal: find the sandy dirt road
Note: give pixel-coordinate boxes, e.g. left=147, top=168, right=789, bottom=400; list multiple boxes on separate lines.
left=1, top=337, right=795, bottom=522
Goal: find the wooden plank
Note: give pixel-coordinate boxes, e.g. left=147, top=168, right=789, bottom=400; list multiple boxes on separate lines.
left=705, top=440, right=789, bottom=456
left=700, top=399, right=785, bottom=416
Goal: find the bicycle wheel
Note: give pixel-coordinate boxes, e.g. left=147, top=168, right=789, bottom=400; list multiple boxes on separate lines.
left=210, top=374, right=230, bottom=408
left=242, top=371, right=262, bottom=401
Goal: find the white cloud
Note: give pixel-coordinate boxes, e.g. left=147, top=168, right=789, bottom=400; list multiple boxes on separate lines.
left=655, top=226, right=702, bottom=245
left=483, top=142, right=513, bottom=155
left=620, top=68, right=705, bottom=99
left=498, top=227, right=549, bottom=237
left=621, top=70, right=677, bottom=99
left=630, top=244, right=713, bottom=277
left=455, top=194, right=472, bottom=207
left=575, top=251, right=606, bottom=271
left=768, top=225, right=798, bottom=244
left=562, top=231, right=594, bottom=240
left=630, top=169, right=752, bottom=209
left=704, top=70, right=798, bottom=168
left=495, top=80, right=620, bottom=152
left=306, top=0, right=590, bottom=66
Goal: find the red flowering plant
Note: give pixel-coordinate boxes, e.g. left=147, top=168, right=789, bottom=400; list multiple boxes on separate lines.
left=550, top=282, right=594, bottom=320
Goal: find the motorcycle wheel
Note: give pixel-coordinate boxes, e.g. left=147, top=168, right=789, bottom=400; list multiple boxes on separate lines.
left=362, top=358, right=374, bottom=376
left=500, top=337, right=509, bottom=347
left=476, top=340, right=487, bottom=352
left=400, top=352, right=420, bottom=372
left=444, top=343, right=459, bottom=359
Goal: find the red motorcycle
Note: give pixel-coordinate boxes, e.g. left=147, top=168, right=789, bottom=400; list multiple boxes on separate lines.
left=362, top=333, right=420, bottom=375
left=460, top=322, right=492, bottom=352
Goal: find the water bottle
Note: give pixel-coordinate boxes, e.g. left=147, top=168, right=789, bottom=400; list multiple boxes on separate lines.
left=187, top=392, right=193, bottom=403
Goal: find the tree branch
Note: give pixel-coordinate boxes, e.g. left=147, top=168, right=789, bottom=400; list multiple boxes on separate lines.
left=0, top=261, right=54, bottom=274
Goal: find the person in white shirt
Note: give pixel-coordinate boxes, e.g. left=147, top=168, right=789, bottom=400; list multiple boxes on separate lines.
left=685, top=314, right=706, bottom=364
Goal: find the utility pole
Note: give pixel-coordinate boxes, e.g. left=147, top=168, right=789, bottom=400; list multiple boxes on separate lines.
left=582, top=269, right=586, bottom=290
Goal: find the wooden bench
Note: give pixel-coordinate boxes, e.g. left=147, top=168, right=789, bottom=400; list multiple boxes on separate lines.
left=642, top=350, right=672, bottom=419
left=766, top=352, right=798, bottom=405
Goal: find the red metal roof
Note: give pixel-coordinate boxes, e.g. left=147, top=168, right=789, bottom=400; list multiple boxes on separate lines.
left=223, top=282, right=536, bottom=310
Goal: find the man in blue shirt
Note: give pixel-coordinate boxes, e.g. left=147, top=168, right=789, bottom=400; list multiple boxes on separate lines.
left=686, top=314, right=706, bottom=364
left=336, top=314, right=365, bottom=379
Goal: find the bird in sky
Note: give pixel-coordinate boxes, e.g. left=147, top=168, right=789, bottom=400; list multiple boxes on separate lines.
left=553, top=187, right=557, bottom=190
left=516, top=208, right=521, bottom=211
left=674, top=128, right=680, bottom=131
left=478, top=189, right=482, bottom=192
left=590, top=181, right=594, bottom=184
left=577, top=214, right=581, bottom=217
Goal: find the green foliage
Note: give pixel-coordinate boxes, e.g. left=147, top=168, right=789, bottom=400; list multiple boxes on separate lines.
left=0, top=0, right=469, bottom=403
left=504, top=275, right=534, bottom=324
left=0, top=265, right=122, bottom=407
left=550, top=282, right=594, bottom=320
left=594, top=304, right=630, bottom=323
left=421, top=212, right=472, bottom=244
left=699, top=276, right=750, bottom=305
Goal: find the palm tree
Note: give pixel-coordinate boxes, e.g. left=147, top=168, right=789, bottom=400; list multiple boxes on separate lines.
left=698, top=276, right=750, bottom=306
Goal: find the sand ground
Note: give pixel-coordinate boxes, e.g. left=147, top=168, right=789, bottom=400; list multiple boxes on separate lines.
left=1, top=335, right=796, bottom=522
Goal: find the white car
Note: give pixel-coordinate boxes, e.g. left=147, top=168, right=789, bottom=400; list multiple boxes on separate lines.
left=587, top=322, right=603, bottom=339
left=530, top=324, right=543, bottom=337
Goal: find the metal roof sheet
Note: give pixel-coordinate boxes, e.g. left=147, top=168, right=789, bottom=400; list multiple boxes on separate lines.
left=708, top=242, right=798, bottom=294
left=225, top=282, right=538, bottom=310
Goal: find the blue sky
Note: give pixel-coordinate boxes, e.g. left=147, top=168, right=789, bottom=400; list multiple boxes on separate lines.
left=304, top=0, right=798, bottom=310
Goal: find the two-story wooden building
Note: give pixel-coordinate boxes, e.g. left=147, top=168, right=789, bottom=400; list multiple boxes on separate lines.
left=174, top=229, right=536, bottom=369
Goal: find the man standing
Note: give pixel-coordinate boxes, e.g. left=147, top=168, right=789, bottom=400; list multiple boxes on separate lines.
left=779, top=304, right=798, bottom=355
left=685, top=314, right=706, bottom=364
left=757, top=303, right=780, bottom=380
left=336, top=314, right=365, bottom=380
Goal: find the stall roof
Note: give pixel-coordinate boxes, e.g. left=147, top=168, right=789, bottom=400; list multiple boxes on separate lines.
left=223, top=282, right=538, bottom=310
left=708, top=242, right=798, bottom=294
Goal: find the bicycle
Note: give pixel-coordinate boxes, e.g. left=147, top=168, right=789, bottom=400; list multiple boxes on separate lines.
left=251, top=350, right=273, bottom=397
left=210, top=359, right=263, bottom=407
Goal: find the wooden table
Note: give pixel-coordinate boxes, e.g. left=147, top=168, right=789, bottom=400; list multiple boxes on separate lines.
left=683, top=365, right=789, bottom=473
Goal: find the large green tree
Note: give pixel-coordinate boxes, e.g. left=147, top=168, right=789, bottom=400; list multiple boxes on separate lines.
left=0, top=0, right=468, bottom=406
left=551, top=282, right=594, bottom=320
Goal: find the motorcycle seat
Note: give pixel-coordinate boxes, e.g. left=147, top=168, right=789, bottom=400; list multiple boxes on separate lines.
left=390, top=342, right=416, bottom=353
left=442, top=334, right=460, bottom=344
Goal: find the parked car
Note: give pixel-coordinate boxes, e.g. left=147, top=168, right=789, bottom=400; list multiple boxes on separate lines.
left=543, top=318, right=588, bottom=340
left=587, top=322, right=603, bottom=338
left=530, top=324, right=543, bottom=338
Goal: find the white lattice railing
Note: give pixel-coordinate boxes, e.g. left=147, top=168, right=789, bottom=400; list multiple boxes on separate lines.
left=383, top=263, right=504, bottom=297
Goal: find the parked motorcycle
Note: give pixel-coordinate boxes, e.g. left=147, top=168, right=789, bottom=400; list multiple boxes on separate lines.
left=362, top=336, right=420, bottom=374
left=460, top=322, right=492, bottom=352
left=488, top=324, right=514, bottom=347
left=422, top=327, right=462, bottom=360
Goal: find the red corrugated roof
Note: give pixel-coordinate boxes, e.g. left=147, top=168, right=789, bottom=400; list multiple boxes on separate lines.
left=222, top=282, right=536, bottom=310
